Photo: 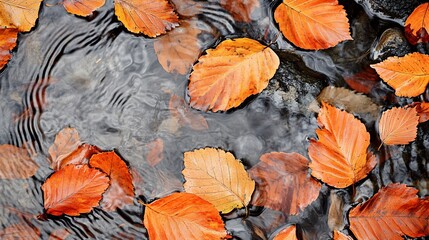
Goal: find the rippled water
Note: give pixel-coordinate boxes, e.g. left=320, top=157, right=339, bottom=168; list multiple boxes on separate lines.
left=0, top=0, right=428, bottom=239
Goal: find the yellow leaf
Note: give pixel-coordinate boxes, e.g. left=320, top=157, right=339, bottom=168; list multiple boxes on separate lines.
left=0, top=0, right=42, bottom=32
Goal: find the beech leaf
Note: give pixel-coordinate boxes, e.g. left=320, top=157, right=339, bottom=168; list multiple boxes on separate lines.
left=62, top=0, right=105, bottom=16
left=220, top=0, right=260, bottom=23
left=144, top=138, right=164, bottom=167
left=343, top=67, right=379, bottom=94
left=49, top=127, right=81, bottom=169
left=54, top=143, right=100, bottom=170
left=378, top=106, right=419, bottom=145
left=170, top=0, right=202, bottom=17
left=0, top=0, right=42, bottom=31
left=333, top=231, right=352, bottom=240
left=405, top=3, right=429, bottom=44
left=0, top=144, right=38, bottom=179
left=409, top=102, right=429, bottom=123
left=0, top=28, right=18, bottom=70
left=0, top=223, right=39, bottom=239
left=272, top=225, right=297, bottom=240
left=169, top=94, right=208, bottom=131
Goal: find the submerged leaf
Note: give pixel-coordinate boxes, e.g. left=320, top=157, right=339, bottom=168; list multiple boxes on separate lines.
left=144, top=138, right=164, bottom=167
left=0, top=223, right=39, bottom=240
left=0, top=0, right=42, bottom=31
left=169, top=94, right=208, bottom=130
left=220, top=0, right=260, bottom=23
left=378, top=106, right=419, bottom=145
left=55, top=143, right=100, bottom=170
left=62, top=0, right=105, bottom=16
left=49, top=128, right=81, bottom=169
left=0, top=144, right=38, bottom=179
left=405, top=3, right=429, bottom=44
left=0, top=28, right=18, bottom=70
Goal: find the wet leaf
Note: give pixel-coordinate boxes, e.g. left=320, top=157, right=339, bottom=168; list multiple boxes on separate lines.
left=220, top=0, right=260, bottom=23
left=182, top=147, right=255, bottom=214
left=274, top=0, right=351, bottom=50
left=55, top=143, right=100, bottom=170
left=169, top=94, right=208, bottom=130
left=371, top=52, right=429, bottom=97
left=333, top=231, right=352, bottom=240
left=272, top=225, right=297, bottom=240
left=378, top=106, right=419, bottom=145
left=0, top=0, right=42, bottom=31
left=349, top=183, right=429, bottom=240
left=144, top=138, right=164, bottom=167
left=170, top=0, right=202, bottom=17
left=409, top=102, right=429, bottom=123
left=143, top=192, right=229, bottom=239
left=89, top=151, right=135, bottom=210
left=0, top=144, right=38, bottom=179
left=62, top=0, right=105, bottom=16
left=114, top=0, right=179, bottom=37
left=343, top=67, right=379, bottom=94
left=405, top=3, right=429, bottom=45
left=189, top=38, right=279, bottom=112
left=42, top=164, right=110, bottom=216
left=249, top=152, right=321, bottom=215
left=328, top=191, right=345, bottom=231
left=0, top=28, right=18, bottom=70
left=48, top=228, right=71, bottom=240
left=308, top=103, right=376, bottom=188
left=0, top=223, right=39, bottom=240
left=49, top=127, right=81, bottom=169
left=154, top=20, right=201, bottom=75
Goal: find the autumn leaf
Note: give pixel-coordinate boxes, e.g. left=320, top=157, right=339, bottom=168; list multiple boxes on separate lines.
left=274, top=0, right=351, bottom=50
left=182, top=147, right=255, bottom=214
left=144, top=138, right=164, bottom=167
left=349, top=183, right=429, bottom=240
left=249, top=152, right=321, bottom=215
left=328, top=191, right=345, bottom=231
left=143, top=192, right=229, bottom=239
left=189, top=38, right=279, bottom=112
left=378, top=106, right=419, bottom=146
left=42, top=164, right=110, bottom=216
left=54, top=143, right=100, bottom=170
left=169, top=94, right=208, bottom=130
left=0, top=28, right=18, bottom=70
left=409, top=102, right=429, bottom=123
left=0, top=144, right=38, bottom=179
left=62, top=0, right=105, bottom=16
left=272, top=225, right=297, bottom=240
left=371, top=52, right=429, bottom=97
left=89, top=151, right=135, bottom=210
left=0, top=223, right=39, bottom=240
left=114, top=0, right=179, bottom=37
left=405, top=3, right=429, bottom=45
left=0, top=0, right=42, bottom=32
left=333, top=231, right=352, bottom=240
left=308, top=103, right=376, bottom=188
left=220, top=0, right=260, bottom=23
left=49, top=127, right=81, bottom=169
left=170, top=0, right=202, bottom=17
left=48, top=228, right=71, bottom=240
left=343, top=67, right=379, bottom=94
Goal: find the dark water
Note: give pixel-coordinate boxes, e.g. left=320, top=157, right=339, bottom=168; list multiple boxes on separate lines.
left=0, top=0, right=428, bottom=239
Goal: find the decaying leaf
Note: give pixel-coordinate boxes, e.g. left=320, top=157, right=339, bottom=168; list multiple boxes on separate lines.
left=0, top=223, right=40, bottom=240
left=349, top=183, right=429, bottom=240
left=0, top=0, right=42, bottom=31
left=272, top=225, right=297, bottom=240
left=220, top=0, right=260, bottom=23
left=249, top=152, right=321, bottom=215
left=143, top=192, right=229, bottom=239
left=114, top=0, right=179, bottom=37
left=0, top=144, right=38, bottom=179
left=42, top=164, right=110, bottom=216
left=49, top=127, right=81, bottom=169
left=62, top=0, right=105, bottom=16
left=409, top=102, right=429, bottom=123
left=405, top=3, right=429, bottom=44
left=54, top=143, right=100, bottom=170
left=169, top=94, right=208, bottom=130
left=89, top=151, right=135, bottom=210
left=378, top=106, right=419, bottom=145
left=274, top=0, right=351, bottom=50
left=189, top=38, right=279, bottom=112
left=183, top=147, right=255, bottom=214
left=328, top=191, right=345, bottom=231
left=308, top=103, right=376, bottom=188
left=343, top=67, right=379, bottom=94
left=371, top=52, right=429, bottom=97
left=144, top=138, right=164, bottom=167
left=0, top=28, right=18, bottom=70
left=333, top=231, right=352, bottom=240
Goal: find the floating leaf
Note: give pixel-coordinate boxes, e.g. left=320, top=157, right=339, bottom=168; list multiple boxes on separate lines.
left=0, top=223, right=39, bottom=239
left=114, top=0, right=179, bottom=37
left=0, top=144, right=38, bottom=179
left=371, top=53, right=429, bottom=97
left=143, top=192, right=228, bottom=239
left=405, top=3, right=429, bottom=44
left=249, top=152, right=321, bottom=215
left=89, top=151, right=134, bottom=210
left=378, top=106, right=419, bottom=145
left=183, top=147, right=255, bottom=214
left=349, top=183, right=429, bottom=240
left=169, top=94, right=208, bottom=130
left=62, top=0, right=105, bottom=16
left=333, top=231, right=352, bottom=240
left=274, top=0, right=351, bottom=50
left=272, top=225, right=297, bottom=240
left=144, top=138, right=164, bottom=167
left=220, top=0, right=260, bottom=23
left=0, top=0, right=42, bottom=31
left=0, top=28, right=18, bottom=70
left=344, top=67, right=379, bottom=94
left=308, top=103, right=376, bottom=188
left=189, top=38, right=279, bottom=112
left=55, top=143, right=100, bottom=170
left=42, top=164, right=110, bottom=216
left=49, top=128, right=81, bottom=169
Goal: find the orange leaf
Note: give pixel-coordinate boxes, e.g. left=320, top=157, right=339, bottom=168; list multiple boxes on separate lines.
left=189, top=38, right=279, bottom=112
left=343, top=67, right=379, bottom=94
left=169, top=94, right=208, bottom=130
left=272, top=225, right=297, bottom=240
left=308, top=103, right=376, bottom=188
left=371, top=52, right=429, bottom=97
left=42, top=164, right=110, bottom=216
left=154, top=20, right=201, bottom=75
left=0, top=0, right=42, bottom=32
left=0, top=144, right=38, bottom=179
left=274, top=0, right=351, bottom=50
left=62, top=0, right=105, bottom=16
left=333, top=231, right=352, bottom=240
left=55, top=143, right=101, bottom=170
left=378, top=106, right=419, bottom=145
left=405, top=3, right=429, bottom=45
left=49, top=127, right=81, bottom=169
left=144, top=138, right=164, bottom=167
left=409, top=102, right=429, bottom=123
left=220, top=0, right=260, bottom=23
left=183, top=147, right=255, bottom=214
left=0, top=223, right=39, bottom=240
left=114, top=0, right=179, bottom=37
left=89, top=151, right=135, bottom=210
left=0, top=28, right=18, bottom=70
left=349, top=183, right=429, bottom=240
left=249, top=152, right=321, bottom=215
left=143, top=192, right=229, bottom=240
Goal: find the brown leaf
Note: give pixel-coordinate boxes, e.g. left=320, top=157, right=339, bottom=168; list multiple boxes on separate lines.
left=308, top=103, right=376, bottom=188
left=114, top=0, right=179, bottom=37
left=371, top=52, right=429, bottom=97
left=349, top=183, right=429, bottom=240
left=170, top=0, right=202, bottom=17
left=144, top=138, right=164, bottom=167
left=183, top=147, right=255, bottom=214
left=49, top=127, right=81, bottom=169
left=343, top=67, right=379, bottom=94
left=333, top=231, right=352, bottom=240
left=0, top=0, right=42, bottom=31
left=0, top=223, right=39, bottom=240
left=328, top=191, right=345, bottom=231
left=55, top=143, right=101, bottom=170
left=274, top=0, right=351, bottom=50
left=42, top=164, right=110, bottom=216
left=272, top=225, right=297, bottom=240
left=249, top=152, right=321, bottom=215
left=143, top=192, right=229, bottom=239
left=189, top=38, right=279, bottom=112
left=89, top=151, right=135, bottom=210
left=220, top=0, right=260, bottom=23
left=0, top=28, right=18, bottom=70
left=0, top=144, right=38, bottom=179
left=169, top=94, right=208, bottom=130
left=62, top=0, right=105, bottom=16
left=405, top=3, right=429, bottom=45
left=378, top=106, right=419, bottom=145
